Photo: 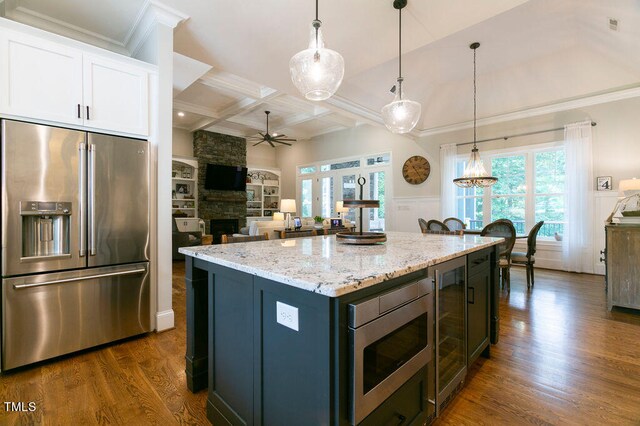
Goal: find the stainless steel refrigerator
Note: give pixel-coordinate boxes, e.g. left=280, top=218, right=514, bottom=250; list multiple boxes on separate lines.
left=1, top=119, right=150, bottom=370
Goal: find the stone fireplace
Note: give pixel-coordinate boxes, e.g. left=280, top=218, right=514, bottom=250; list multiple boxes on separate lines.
left=210, top=219, right=240, bottom=244
left=194, top=130, right=247, bottom=234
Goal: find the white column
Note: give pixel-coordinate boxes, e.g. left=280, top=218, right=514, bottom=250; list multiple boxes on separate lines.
left=131, top=1, right=188, bottom=331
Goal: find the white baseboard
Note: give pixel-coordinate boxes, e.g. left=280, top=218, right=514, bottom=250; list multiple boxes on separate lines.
left=156, top=309, right=175, bottom=331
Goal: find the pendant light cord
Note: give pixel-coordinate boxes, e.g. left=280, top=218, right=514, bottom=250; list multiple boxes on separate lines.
left=314, top=0, right=319, bottom=51
left=398, top=7, right=402, bottom=80
left=473, top=45, right=477, bottom=149
left=397, top=5, right=403, bottom=99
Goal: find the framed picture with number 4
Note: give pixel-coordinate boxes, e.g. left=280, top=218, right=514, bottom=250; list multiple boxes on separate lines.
left=597, top=176, right=612, bottom=191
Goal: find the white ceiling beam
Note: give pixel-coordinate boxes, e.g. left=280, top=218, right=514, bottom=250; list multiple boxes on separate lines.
left=206, top=89, right=282, bottom=126
left=322, top=95, right=383, bottom=127
left=173, top=100, right=219, bottom=119
left=189, top=117, right=220, bottom=132
left=199, top=69, right=268, bottom=99
left=201, top=124, right=247, bottom=139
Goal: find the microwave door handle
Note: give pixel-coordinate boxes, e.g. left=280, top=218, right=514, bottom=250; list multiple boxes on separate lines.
left=79, top=143, right=86, bottom=257
left=89, top=144, right=96, bottom=256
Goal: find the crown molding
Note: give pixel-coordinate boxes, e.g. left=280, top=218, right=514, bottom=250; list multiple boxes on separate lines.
left=5, top=5, right=129, bottom=55
left=416, top=85, right=640, bottom=138
left=127, top=0, right=189, bottom=57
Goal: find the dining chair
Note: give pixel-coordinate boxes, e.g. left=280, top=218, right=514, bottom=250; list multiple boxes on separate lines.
left=221, top=233, right=269, bottom=244
left=426, top=219, right=450, bottom=232
left=443, top=217, right=466, bottom=231
left=511, top=221, right=544, bottom=289
left=481, top=219, right=516, bottom=291
left=418, top=218, right=428, bottom=233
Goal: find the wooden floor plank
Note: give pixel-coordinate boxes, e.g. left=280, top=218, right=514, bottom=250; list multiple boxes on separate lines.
left=1, top=262, right=640, bottom=425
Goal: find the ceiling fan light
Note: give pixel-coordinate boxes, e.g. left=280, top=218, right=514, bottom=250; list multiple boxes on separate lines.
left=290, top=24, right=344, bottom=101
left=381, top=87, right=421, bottom=134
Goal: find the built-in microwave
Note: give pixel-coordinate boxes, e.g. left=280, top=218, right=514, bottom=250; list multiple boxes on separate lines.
left=348, top=278, right=434, bottom=424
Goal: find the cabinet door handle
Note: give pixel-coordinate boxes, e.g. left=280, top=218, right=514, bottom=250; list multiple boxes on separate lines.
left=86, top=106, right=90, bottom=120
left=77, top=103, right=81, bottom=118
left=468, top=286, right=475, bottom=304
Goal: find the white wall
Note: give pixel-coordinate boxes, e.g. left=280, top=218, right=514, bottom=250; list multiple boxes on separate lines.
left=247, top=141, right=277, bottom=168
left=276, top=125, right=441, bottom=232
left=417, top=96, right=640, bottom=274
left=172, top=127, right=193, bottom=157
left=170, top=130, right=277, bottom=169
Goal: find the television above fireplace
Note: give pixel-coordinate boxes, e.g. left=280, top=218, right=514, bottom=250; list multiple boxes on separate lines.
left=205, top=164, right=247, bottom=191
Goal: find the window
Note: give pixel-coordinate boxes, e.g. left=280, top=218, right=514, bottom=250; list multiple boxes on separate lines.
left=455, top=145, right=565, bottom=239
left=320, top=160, right=360, bottom=172
left=297, top=153, right=391, bottom=231
left=300, top=166, right=316, bottom=174
left=301, top=178, right=313, bottom=217
left=456, top=162, right=484, bottom=230
left=491, top=155, right=526, bottom=234
left=366, top=153, right=391, bottom=166
left=534, top=150, right=565, bottom=238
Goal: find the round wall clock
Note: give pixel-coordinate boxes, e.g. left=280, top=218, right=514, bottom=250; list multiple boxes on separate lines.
left=402, top=155, right=430, bottom=185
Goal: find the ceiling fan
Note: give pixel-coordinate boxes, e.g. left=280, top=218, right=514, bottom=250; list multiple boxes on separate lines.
left=247, top=111, right=296, bottom=147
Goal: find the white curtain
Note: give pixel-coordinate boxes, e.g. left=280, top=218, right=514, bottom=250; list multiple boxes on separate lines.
left=440, top=143, right=458, bottom=219
left=563, top=121, right=594, bottom=273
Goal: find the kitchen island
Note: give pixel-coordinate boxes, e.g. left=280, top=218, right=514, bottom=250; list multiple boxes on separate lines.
left=180, top=231, right=502, bottom=425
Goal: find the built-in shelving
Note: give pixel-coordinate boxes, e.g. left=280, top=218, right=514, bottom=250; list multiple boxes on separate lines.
left=246, top=167, right=280, bottom=219
left=172, top=156, right=198, bottom=218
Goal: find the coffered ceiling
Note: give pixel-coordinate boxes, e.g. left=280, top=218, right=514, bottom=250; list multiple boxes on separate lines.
left=3, top=0, right=640, bottom=142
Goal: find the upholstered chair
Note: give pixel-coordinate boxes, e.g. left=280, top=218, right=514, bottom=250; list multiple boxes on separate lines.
left=481, top=219, right=516, bottom=291
left=426, top=219, right=450, bottom=232
left=443, top=217, right=466, bottom=231
left=511, top=221, right=544, bottom=289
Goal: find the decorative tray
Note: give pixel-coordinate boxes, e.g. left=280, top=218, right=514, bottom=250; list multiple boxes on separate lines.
left=336, top=232, right=387, bottom=245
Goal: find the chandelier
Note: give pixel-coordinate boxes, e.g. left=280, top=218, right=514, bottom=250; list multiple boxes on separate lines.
left=453, top=42, right=497, bottom=188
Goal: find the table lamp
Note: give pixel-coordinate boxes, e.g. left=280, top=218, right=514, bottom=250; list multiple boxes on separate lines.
left=619, top=178, right=640, bottom=197
left=606, top=178, right=640, bottom=223
left=336, top=201, right=350, bottom=224
left=280, top=199, right=296, bottom=230
left=273, top=212, right=285, bottom=222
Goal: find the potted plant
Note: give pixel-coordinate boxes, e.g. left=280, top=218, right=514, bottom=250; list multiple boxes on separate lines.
left=313, top=215, right=324, bottom=229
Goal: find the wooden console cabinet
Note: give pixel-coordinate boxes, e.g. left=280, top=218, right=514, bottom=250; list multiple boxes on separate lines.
left=605, top=224, right=640, bottom=311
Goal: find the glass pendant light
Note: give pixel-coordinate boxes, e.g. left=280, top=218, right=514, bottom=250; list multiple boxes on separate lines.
left=289, top=0, right=344, bottom=101
left=382, top=0, right=421, bottom=134
left=453, top=42, right=498, bottom=188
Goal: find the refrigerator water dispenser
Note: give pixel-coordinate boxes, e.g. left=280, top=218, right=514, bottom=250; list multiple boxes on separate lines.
left=20, top=201, right=71, bottom=259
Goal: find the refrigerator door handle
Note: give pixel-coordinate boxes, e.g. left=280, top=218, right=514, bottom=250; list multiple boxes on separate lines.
left=79, top=143, right=86, bottom=257
left=88, top=144, right=96, bottom=256
left=13, top=267, right=147, bottom=289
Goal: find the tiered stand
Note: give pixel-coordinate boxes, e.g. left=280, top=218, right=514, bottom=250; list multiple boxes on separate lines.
left=336, top=177, right=387, bottom=245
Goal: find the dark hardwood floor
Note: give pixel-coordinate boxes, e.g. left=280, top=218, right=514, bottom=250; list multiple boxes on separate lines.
left=1, top=263, right=639, bottom=425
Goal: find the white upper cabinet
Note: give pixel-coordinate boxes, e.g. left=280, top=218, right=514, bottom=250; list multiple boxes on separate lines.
left=0, top=32, right=83, bottom=126
left=0, top=28, right=150, bottom=137
left=83, top=54, right=148, bottom=136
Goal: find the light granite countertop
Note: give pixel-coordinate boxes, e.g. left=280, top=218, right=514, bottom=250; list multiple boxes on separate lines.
left=179, top=231, right=502, bottom=297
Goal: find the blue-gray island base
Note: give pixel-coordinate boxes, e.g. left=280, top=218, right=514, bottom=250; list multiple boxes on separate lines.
left=180, top=231, right=502, bottom=425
